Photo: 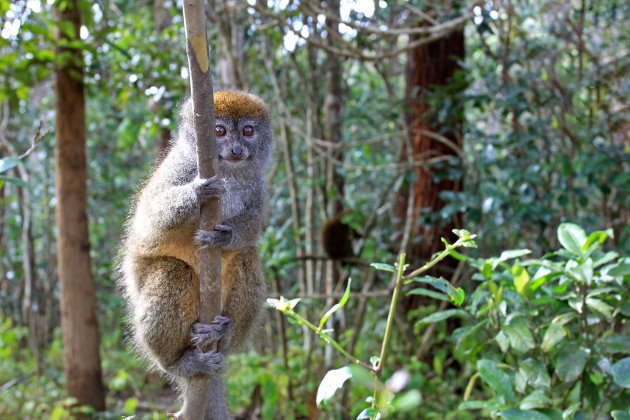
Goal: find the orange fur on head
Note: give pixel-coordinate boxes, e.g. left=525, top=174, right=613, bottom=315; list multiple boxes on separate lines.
left=214, top=91, right=269, bottom=121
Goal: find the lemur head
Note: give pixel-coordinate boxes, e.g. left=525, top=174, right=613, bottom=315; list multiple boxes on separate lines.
left=179, top=90, right=272, bottom=178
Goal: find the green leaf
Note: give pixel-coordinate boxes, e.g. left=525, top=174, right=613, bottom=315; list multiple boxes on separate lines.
left=519, top=391, right=551, bottom=410
left=459, top=400, right=500, bottom=410
left=494, top=249, right=532, bottom=269
left=541, top=323, right=567, bottom=353
left=611, top=410, right=630, bottom=420
left=582, top=229, right=612, bottom=253
left=477, top=359, right=515, bottom=403
left=319, top=279, right=352, bottom=329
left=518, top=358, right=551, bottom=390
left=407, top=287, right=450, bottom=302
left=611, top=358, right=630, bottom=388
left=416, top=309, right=469, bottom=326
left=585, top=298, right=613, bottom=319
left=464, top=373, right=479, bottom=401
left=0, top=175, right=29, bottom=188
left=356, top=408, right=379, bottom=419
left=512, top=264, right=530, bottom=298
left=557, top=224, right=587, bottom=255
left=609, top=262, right=630, bottom=277
left=500, top=408, right=551, bottom=420
left=0, top=156, right=21, bottom=174
left=391, top=389, right=422, bottom=411
left=555, top=345, right=589, bottom=382
left=503, top=316, right=535, bottom=353
left=407, top=276, right=465, bottom=306
left=123, top=397, right=138, bottom=415
left=600, top=334, right=630, bottom=354
left=562, top=403, right=580, bottom=419
left=316, top=366, right=352, bottom=407
left=566, top=259, right=593, bottom=285
left=370, top=262, right=395, bottom=272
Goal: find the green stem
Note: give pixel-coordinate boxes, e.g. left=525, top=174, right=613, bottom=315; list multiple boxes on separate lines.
left=282, top=309, right=373, bottom=371
left=371, top=253, right=407, bottom=413
left=403, top=236, right=474, bottom=281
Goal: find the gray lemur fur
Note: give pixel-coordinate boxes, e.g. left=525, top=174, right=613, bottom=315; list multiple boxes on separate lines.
left=120, top=90, right=272, bottom=419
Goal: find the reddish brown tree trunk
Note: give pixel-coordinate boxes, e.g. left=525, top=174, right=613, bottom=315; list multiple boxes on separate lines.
left=398, top=29, right=465, bottom=281
left=54, top=0, right=106, bottom=412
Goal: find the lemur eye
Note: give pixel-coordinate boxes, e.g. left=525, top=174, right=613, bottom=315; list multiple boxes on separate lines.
left=242, top=126, right=254, bottom=136
left=215, top=125, right=226, bottom=136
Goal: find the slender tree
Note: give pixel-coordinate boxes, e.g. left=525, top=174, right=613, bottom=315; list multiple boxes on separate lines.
left=53, top=0, right=106, bottom=412
left=397, top=26, right=465, bottom=286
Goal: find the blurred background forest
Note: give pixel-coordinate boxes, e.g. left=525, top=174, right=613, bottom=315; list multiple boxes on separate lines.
left=1, top=0, right=629, bottom=419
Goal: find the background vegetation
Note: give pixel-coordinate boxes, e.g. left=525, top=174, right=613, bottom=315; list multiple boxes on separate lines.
left=0, top=0, right=628, bottom=419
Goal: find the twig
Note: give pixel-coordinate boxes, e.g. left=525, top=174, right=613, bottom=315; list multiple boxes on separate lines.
left=19, top=121, right=49, bottom=159
left=0, top=372, right=35, bottom=393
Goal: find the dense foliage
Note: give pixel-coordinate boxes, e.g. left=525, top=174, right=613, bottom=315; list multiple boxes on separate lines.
left=0, top=0, right=628, bottom=418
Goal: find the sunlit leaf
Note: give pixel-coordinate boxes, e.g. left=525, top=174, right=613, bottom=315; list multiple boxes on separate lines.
left=557, top=223, right=587, bottom=255
left=477, top=359, right=515, bottom=403
left=319, top=278, right=352, bottom=329
left=611, top=358, right=630, bottom=388
left=316, top=366, right=352, bottom=407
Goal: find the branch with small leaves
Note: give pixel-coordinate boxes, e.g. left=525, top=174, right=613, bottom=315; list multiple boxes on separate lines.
left=269, top=229, right=477, bottom=419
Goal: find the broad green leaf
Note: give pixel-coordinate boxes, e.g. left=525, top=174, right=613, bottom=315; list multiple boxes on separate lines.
left=416, top=309, right=469, bottom=326
left=511, top=264, right=530, bottom=298
left=123, top=397, right=138, bottom=415
left=391, top=390, right=422, bottom=411
left=0, top=156, right=20, bottom=174
left=519, top=391, right=551, bottom=410
left=494, top=249, right=532, bottom=269
left=407, top=287, right=450, bottom=302
left=585, top=298, right=613, bottom=319
left=356, top=408, right=380, bottom=419
left=319, top=279, right=352, bottom=329
left=566, top=258, right=593, bottom=285
left=562, top=403, right=580, bottom=419
left=519, top=358, right=551, bottom=390
left=541, top=323, right=567, bottom=353
left=0, top=175, right=30, bottom=188
left=601, top=334, right=630, bottom=354
left=477, top=359, right=515, bottom=403
left=582, top=229, right=612, bottom=253
left=609, top=261, right=630, bottom=277
left=611, top=410, right=630, bottom=420
left=459, top=400, right=504, bottom=411
left=611, top=358, right=630, bottom=388
left=407, top=276, right=465, bottom=306
left=500, top=408, right=551, bottom=420
left=316, top=366, right=352, bottom=407
left=555, top=345, right=589, bottom=382
left=503, top=316, right=535, bottom=353
left=593, top=251, right=618, bottom=267
left=557, top=224, right=587, bottom=255
left=370, top=263, right=395, bottom=272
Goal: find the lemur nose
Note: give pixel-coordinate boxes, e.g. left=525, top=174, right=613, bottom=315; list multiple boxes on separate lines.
left=231, top=145, right=243, bottom=158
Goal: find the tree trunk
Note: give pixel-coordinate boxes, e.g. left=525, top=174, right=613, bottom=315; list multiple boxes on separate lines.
left=54, top=0, right=106, bottom=412
left=322, top=0, right=345, bottom=368
left=398, top=29, right=465, bottom=288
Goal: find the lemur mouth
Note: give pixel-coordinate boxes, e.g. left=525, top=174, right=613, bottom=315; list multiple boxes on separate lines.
left=220, top=155, right=251, bottom=163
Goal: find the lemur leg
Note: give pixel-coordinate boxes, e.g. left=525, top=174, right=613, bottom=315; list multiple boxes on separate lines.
left=134, top=257, right=227, bottom=378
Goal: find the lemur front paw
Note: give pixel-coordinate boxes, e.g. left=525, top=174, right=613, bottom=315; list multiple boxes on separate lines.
left=192, top=176, right=226, bottom=201
left=191, top=315, right=233, bottom=353
left=194, top=224, right=233, bottom=248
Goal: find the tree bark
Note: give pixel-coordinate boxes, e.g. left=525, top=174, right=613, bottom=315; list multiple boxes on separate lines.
left=397, top=28, right=465, bottom=292
left=176, top=1, right=221, bottom=418
left=53, top=0, right=106, bottom=412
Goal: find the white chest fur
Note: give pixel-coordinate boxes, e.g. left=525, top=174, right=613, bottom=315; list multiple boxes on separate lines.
left=221, top=177, right=246, bottom=219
